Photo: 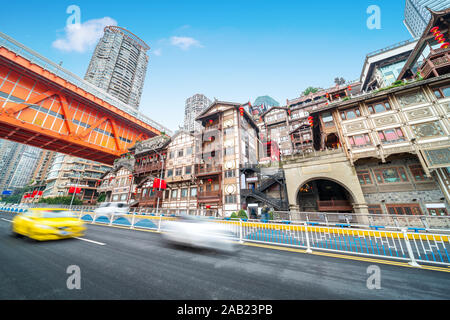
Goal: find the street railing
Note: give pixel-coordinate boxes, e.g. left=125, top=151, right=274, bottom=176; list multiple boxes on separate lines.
left=272, top=211, right=450, bottom=232
left=2, top=205, right=449, bottom=266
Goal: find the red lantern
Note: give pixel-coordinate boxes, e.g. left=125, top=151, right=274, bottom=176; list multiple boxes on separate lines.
left=430, top=26, right=440, bottom=34
left=209, top=119, right=213, bottom=124
left=308, top=116, right=314, bottom=127
left=348, top=85, right=352, bottom=91
left=441, top=42, right=450, bottom=49
left=435, top=33, right=444, bottom=41
left=239, top=107, right=244, bottom=116
left=206, top=205, right=211, bottom=209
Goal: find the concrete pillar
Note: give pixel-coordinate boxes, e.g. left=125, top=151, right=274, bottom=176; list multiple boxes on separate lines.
left=289, top=204, right=301, bottom=221
left=352, top=202, right=370, bottom=225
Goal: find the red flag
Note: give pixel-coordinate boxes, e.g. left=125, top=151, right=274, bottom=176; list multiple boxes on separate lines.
left=75, top=187, right=81, bottom=194
left=37, top=191, right=43, bottom=196
left=153, top=178, right=167, bottom=190
left=69, top=187, right=75, bottom=194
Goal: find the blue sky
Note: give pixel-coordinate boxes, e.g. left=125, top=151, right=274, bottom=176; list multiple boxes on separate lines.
left=0, top=0, right=411, bottom=131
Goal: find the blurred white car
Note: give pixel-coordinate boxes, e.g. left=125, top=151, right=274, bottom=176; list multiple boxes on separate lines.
left=162, top=216, right=239, bottom=253
left=94, top=202, right=129, bottom=217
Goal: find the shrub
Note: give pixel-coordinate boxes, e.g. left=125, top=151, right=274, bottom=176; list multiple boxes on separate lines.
left=230, top=212, right=238, bottom=219
left=38, top=196, right=83, bottom=206
left=237, top=210, right=248, bottom=219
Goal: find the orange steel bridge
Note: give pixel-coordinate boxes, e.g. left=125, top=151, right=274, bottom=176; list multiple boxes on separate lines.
left=0, top=31, right=171, bottom=165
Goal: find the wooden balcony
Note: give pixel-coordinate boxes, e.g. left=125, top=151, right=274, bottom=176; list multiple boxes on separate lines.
left=138, top=190, right=163, bottom=206
left=317, top=200, right=353, bottom=212
left=201, top=142, right=221, bottom=153
left=135, top=163, right=163, bottom=175
left=165, top=174, right=194, bottom=183
left=195, top=164, right=222, bottom=176
left=420, top=47, right=450, bottom=79
left=197, top=191, right=222, bottom=203
left=203, top=123, right=222, bottom=131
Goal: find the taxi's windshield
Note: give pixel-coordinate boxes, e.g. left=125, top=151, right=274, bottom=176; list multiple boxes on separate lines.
left=37, top=210, right=76, bottom=218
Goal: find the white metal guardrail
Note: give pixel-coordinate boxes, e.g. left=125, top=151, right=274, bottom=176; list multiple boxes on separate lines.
left=0, top=31, right=172, bottom=135
left=2, top=206, right=449, bottom=267
left=3, top=204, right=450, bottom=231
left=272, top=211, right=450, bottom=232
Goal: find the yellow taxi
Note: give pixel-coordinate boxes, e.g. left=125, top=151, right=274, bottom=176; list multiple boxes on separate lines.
left=12, top=208, right=86, bottom=241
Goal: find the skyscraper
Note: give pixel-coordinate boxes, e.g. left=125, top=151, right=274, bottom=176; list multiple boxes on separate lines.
left=84, top=26, right=150, bottom=110
left=404, top=0, right=450, bottom=39
left=0, top=140, right=41, bottom=192
left=183, top=94, right=212, bottom=133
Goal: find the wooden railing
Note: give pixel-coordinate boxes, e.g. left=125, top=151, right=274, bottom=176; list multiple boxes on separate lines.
left=317, top=200, right=353, bottom=211
left=135, top=163, right=163, bottom=174
left=195, top=164, right=222, bottom=175
left=420, top=47, right=450, bottom=79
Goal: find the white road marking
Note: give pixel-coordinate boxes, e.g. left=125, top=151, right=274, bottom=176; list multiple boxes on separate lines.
left=1, top=218, right=12, bottom=222
left=74, top=237, right=106, bottom=246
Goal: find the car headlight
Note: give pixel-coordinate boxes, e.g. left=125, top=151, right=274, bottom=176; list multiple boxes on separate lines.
left=35, top=224, right=54, bottom=230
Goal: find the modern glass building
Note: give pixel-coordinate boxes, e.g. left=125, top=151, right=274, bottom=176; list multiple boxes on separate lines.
left=84, top=26, right=150, bottom=110
left=404, top=0, right=450, bottom=39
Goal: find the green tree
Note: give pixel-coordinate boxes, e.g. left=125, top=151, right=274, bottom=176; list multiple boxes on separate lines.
left=302, top=87, right=319, bottom=96
left=97, top=193, right=106, bottom=203
left=237, top=210, right=248, bottom=219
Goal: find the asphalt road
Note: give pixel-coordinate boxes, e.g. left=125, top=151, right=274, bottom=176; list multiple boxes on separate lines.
left=0, top=213, right=449, bottom=300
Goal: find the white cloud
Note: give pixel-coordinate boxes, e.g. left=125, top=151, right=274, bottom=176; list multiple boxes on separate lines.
left=170, top=36, right=203, bottom=50
left=52, top=17, right=117, bottom=53
left=153, top=48, right=162, bottom=56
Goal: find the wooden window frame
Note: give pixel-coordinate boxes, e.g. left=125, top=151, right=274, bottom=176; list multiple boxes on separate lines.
left=373, top=167, right=409, bottom=184
left=340, top=107, right=361, bottom=121
left=432, top=85, right=450, bottom=99
left=348, top=134, right=372, bottom=148
left=357, top=170, right=373, bottom=185
left=368, top=204, right=383, bottom=215
left=386, top=203, right=422, bottom=215
left=378, top=127, right=406, bottom=144
left=427, top=208, right=448, bottom=216
left=367, top=100, right=391, bottom=114
left=408, top=165, right=432, bottom=182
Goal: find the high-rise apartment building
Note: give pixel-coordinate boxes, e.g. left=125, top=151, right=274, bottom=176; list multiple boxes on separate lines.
left=30, top=150, right=56, bottom=186
left=0, top=140, right=41, bottom=192
left=404, top=0, right=450, bottom=38
left=183, top=94, right=212, bottom=133
left=43, top=154, right=111, bottom=204
left=84, top=26, right=150, bottom=110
